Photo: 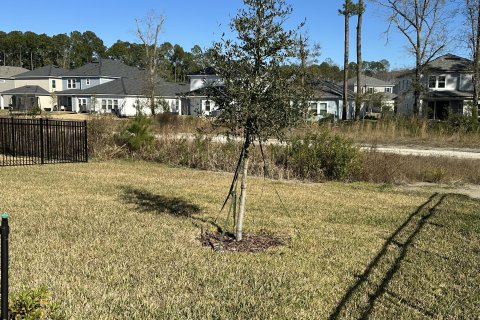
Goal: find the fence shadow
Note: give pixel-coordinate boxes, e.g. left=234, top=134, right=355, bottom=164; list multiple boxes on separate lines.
left=120, top=186, right=223, bottom=232
left=329, top=192, right=447, bottom=320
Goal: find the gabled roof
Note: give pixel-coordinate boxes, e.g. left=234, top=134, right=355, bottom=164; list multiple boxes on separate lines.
left=15, top=65, right=67, bottom=78
left=59, top=78, right=188, bottom=97
left=0, top=66, right=29, bottom=78
left=346, top=75, right=393, bottom=87
left=311, top=79, right=355, bottom=100
left=0, top=85, right=50, bottom=95
left=425, top=54, right=472, bottom=73
left=63, top=59, right=143, bottom=79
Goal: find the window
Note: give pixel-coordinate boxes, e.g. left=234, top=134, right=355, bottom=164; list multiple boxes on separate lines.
left=428, top=76, right=436, bottom=88
left=113, top=100, right=118, bottom=110
left=86, top=79, right=90, bottom=85
left=204, top=100, right=211, bottom=111
left=101, top=99, right=107, bottom=110
left=385, top=87, right=391, bottom=93
left=367, top=87, right=374, bottom=93
left=309, top=102, right=318, bottom=116
left=438, top=76, right=446, bottom=88
left=107, top=100, right=113, bottom=110
left=52, top=80, right=56, bottom=89
left=319, top=103, right=328, bottom=117
left=67, top=79, right=76, bottom=89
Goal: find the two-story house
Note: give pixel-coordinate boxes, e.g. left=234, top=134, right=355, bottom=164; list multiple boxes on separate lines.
left=1, top=65, right=67, bottom=111
left=396, top=54, right=476, bottom=119
left=0, top=66, right=28, bottom=109
left=183, top=67, right=223, bottom=116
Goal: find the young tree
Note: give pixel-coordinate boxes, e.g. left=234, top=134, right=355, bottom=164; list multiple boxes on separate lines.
left=208, top=0, right=307, bottom=241
left=466, top=0, right=480, bottom=121
left=373, top=0, right=448, bottom=116
left=136, top=10, right=164, bottom=115
left=355, top=0, right=365, bottom=120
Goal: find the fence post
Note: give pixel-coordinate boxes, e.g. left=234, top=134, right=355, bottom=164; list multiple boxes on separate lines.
left=10, top=118, right=15, bottom=158
left=1, top=213, right=9, bottom=320
left=84, top=120, right=88, bottom=163
left=40, top=118, right=45, bottom=165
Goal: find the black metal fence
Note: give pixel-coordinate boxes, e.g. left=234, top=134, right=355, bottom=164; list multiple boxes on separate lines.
left=0, top=118, right=88, bottom=166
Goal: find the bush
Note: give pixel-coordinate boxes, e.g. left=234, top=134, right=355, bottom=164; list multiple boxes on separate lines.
left=120, top=114, right=154, bottom=152
left=87, top=115, right=126, bottom=159
left=9, top=285, right=65, bottom=319
left=274, top=131, right=362, bottom=181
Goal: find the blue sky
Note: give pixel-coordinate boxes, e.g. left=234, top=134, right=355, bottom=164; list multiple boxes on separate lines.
left=2, top=0, right=467, bottom=69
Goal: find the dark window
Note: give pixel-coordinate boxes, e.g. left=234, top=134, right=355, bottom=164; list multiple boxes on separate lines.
left=428, top=76, right=436, bottom=88
left=438, top=76, right=446, bottom=88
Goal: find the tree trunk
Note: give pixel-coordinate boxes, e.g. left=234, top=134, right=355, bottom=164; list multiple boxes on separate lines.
left=236, top=144, right=250, bottom=242
left=343, top=6, right=350, bottom=120
left=473, top=1, right=480, bottom=121
left=30, top=51, right=34, bottom=70
left=355, top=0, right=363, bottom=120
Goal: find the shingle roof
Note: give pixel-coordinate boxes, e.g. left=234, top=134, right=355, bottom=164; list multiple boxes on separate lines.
left=63, top=59, right=143, bottom=78
left=311, top=80, right=355, bottom=99
left=0, top=85, right=50, bottom=95
left=188, top=67, right=217, bottom=76
left=426, top=54, right=472, bottom=73
left=0, top=66, right=29, bottom=78
left=346, top=75, right=393, bottom=87
left=15, top=65, right=68, bottom=78
left=59, top=78, right=188, bottom=97
left=427, top=90, right=473, bottom=99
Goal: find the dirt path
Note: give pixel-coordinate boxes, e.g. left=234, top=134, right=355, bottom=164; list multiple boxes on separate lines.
left=361, top=144, right=480, bottom=160
left=398, top=183, right=480, bottom=199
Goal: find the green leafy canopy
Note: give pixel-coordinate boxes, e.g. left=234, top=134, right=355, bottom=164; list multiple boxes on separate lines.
left=208, top=0, right=310, bottom=142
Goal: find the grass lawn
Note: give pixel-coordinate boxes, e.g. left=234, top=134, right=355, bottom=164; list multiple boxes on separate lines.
left=0, top=160, right=479, bottom=319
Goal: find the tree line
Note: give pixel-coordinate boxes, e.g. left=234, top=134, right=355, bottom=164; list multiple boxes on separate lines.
left=0, top=30, right=209, bottom=83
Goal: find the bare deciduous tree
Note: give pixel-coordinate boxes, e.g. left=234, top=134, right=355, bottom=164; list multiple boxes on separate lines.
left=373, top=0, right=448, bottom=116
left=136, top=11, right=164, bottom=115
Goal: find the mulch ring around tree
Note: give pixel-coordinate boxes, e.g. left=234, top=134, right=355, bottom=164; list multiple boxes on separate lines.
left=199, top=229, right=290, bottom=253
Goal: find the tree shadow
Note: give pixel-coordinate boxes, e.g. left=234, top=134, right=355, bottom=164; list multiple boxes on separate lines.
left=120, top=186, right=222, bottom=231
left=329, top=192, right=447, bottom=320
left=121, top=186, right=201, bottom=218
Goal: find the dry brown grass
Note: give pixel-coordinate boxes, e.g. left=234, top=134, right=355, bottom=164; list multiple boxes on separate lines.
left=0, top=161, right=478, bottom=319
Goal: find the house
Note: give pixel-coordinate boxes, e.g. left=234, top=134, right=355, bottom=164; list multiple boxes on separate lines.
left=396, top=54, right=477, bottom=119
left=346, top=75, right=396, bottom=115
left=308, top=80, right=355, bottom=120
left=1, top=65, right=66, bottom=111
left=57, top=58, right=143, bottom=111
left=59, top=77, right=188, bottom=116
left=0, top=66, right=28, bottom=109
left=182, top=68, right=223, bottom=116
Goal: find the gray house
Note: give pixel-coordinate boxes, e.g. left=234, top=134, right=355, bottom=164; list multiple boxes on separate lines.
left=396, top=54, right=476, bottom=119
left=57, top=58, right=143, bottom=111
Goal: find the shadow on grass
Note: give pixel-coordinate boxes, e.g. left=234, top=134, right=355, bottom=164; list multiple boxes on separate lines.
left=122, top=186, right=201, bottom=218
left=121, top=186, right=223, bottom=232
left=329, top=192, right=447, bottom=320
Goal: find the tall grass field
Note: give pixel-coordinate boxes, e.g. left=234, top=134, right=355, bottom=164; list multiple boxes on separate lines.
left=0, top=161, right=479, bottom=319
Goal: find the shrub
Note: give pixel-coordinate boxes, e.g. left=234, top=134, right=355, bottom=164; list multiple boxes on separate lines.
left=274, top=131, right=362, bottom=181
left=120, top=114, right=154, bottom=152
left=9, top=285, right=65, bottom=319
left=87, top=115, right=126, bottom=159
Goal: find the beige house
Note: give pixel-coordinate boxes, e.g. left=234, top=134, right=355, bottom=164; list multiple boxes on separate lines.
left=0, top=66, right=28, bottom=109
left=2, top=65, right=67, bottom=111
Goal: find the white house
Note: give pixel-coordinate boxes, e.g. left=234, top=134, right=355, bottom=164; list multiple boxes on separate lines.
left=0, top=66, right=28, bottom=109
left=308, top=80, right=355, bottom=120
